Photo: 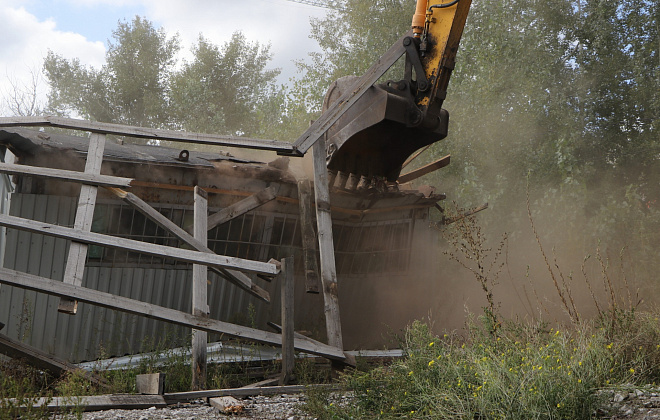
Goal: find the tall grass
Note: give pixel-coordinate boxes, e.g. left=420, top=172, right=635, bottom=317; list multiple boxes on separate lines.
left=302, top=312, right=660, bottom=419
left=302, top=197, right=660, bottom=419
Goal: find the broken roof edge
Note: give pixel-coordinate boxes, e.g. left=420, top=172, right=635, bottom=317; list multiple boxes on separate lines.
left=0, top=127, right=263, bottom=168
left=0, top=116, right=297, bottom=155
left=0, top=127, right=446, bottom=216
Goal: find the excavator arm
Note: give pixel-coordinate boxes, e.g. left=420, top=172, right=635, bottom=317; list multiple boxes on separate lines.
left=319, top=0, right=472, bottom=186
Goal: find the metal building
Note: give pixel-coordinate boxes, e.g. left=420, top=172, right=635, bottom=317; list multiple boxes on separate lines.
left=0, top=127, right=444, bottom=362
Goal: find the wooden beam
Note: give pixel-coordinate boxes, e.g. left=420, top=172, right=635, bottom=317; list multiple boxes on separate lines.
left=312, top=138, right=343, bottom=350
left=292, top=31, right=410, bottom=154
left=0, top=333, right=108, bottom=388
left=401, top=144, right=432, bottom=170
left=28, top=395, right=167, bottom=412
left=105, top=188, right=271, bottom=302
left=191, top=186, right=208, bottom=391
left=397, top=154, right=451, bottom=184
left=0, top=116, right=295, bottom=154
left=0, top=267, right=346, bottom=361
left=279, top=256, right=294, bottom=385
left=297, top=179, right=320, bottom=293
left=0, top=213, right=279, bottom=275
left=59, top=132, right=106, bottom=314
left=0, top=162, right=132, bottom=188
left=203, top=186, right=277, bottom=232
left=164, top=384, right=340, bottom=402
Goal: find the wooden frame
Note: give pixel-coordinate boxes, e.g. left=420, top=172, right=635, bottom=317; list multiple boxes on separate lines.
left=0, top=116, right=295, bottom=154
left=0, top=267, right=345, bottom=360
left=0, top=87, right=354, bottom=383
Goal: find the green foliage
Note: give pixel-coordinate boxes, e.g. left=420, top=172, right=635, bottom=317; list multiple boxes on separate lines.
left=43, top=16, right=285, bottom=141
left=305, top=312, right=660, bottom=419
left=0, top=360, right=52, bottom=419
left=293, top=0, right=411, bottom=115
left=170, top=32, right=282, bottom=137
left=45, top=16, right=179, bottom=128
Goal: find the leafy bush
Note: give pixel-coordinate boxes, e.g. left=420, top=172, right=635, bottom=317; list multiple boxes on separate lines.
left=305, top=311, right=660, bottom=419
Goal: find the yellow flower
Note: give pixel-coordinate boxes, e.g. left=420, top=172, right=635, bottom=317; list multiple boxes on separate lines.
left=578, top=379, right=582, bottom=383
left=606, top=343, right=613, bottom=349
left=408, top=371, right=414, bottom=376
left=429, top=341, right=435, bottom=347
left=630, top=368, right=635, bottom=374
left=428, top=360, right=435, bottom=367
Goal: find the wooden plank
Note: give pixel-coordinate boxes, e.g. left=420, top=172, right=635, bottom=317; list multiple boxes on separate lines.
left=0, top=162, right=132, bottom=187
left=0, top=213, right=279, bottom=275
left=0, top=333, right=108, bottom=388
left=401, top=144, right=432, bottom=170
left=297, top=179, right=320, bottom=293
left=292, top=31, right=410, bottom=154
left=312, top=138, right=343, bottom=350
left=267, top=321, right=310, bottom=341
left=203, top=186, right=277, bottom=232
left=105, top=187, right=270, bottom=302
left=0, top=116, right=295, bottom=154
left=29, top=394, right=167, bottom=412
left=397, top=154, right=451, bottom=184
left=59, top=132, right=106, bottom=314
left=280, top=256, right=294, bottom=385
left=192, top=186, right=208, bottom=391
left=240, top=377, right=279, bottom=388
left=164, top=384, right=339, bottom=402
left=0, top=267, right=346, bottom=361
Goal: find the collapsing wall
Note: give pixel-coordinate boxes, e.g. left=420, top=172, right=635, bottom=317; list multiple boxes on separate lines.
left=0, top=127, right=445, bottom=361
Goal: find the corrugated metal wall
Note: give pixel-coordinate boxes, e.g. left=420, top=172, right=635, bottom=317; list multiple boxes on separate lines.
left=0, top=192, right=430, bottom=359
left=0, top=194, right=266, bottom=362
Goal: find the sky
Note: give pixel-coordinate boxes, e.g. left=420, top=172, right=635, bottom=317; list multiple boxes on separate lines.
left=0, top=0, right=330, bottom=115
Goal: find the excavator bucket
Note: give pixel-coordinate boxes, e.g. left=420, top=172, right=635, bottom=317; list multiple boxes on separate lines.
left=317, top=0, right=472, bottom=186
left=322, top=75, right=448, bottom=183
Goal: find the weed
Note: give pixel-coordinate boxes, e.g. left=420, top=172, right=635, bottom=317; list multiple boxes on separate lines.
left=0, top=359, right=52, bottom=420
left=437, top=203, right=507, bottom=335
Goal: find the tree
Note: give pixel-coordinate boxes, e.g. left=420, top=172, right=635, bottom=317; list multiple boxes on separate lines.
left=169, top=32, right=282, bottom=137
left=292, top=0, right=660, bottom=277
left=44, top=16, right=179, bottom=128
left=293, top=0, right=411, bottom=115
left=1, top=67, right=45, bottom=117
left=44, top=17, right=285, bottom=140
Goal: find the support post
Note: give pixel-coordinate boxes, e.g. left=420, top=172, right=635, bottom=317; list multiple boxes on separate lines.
left=297, top=179, right=320, bottom=293
left=312, top=138, right=343, bottom=350
left=280, top=256, right=294, bottom=385
left=192, top=186, right=208, bottom=391
left=59, top=132, right=106, bottom=314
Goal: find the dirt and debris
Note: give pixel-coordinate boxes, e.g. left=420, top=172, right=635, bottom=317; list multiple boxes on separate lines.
left=48, top=386, right=660, bottom=419
left=52, top=395, right=311, bottom=420
left=600, top=386, right=660, bottom=419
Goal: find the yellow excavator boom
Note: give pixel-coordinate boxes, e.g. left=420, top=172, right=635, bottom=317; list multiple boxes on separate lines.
left=320, top=0, right=472, bottom=186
